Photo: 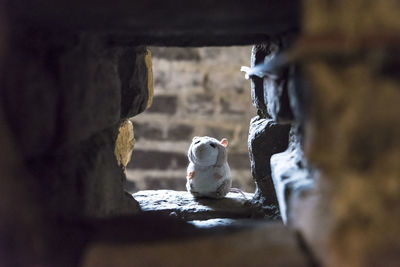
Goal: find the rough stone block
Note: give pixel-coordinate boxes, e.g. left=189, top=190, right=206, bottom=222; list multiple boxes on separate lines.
left=301, top=58, right=400, bottom=267
left=119, top=46, right=153, bottom=118
left=287, top=65, right=307, bottom=127
left=228, top=153, right=251, bottom=170
left=167, top=124, right=194, bottom=141
left=151, top=60, right=204, bottom=91
left=60, top=35, right=123, bottom=144
left=220, top=97, right=248, bottom=115
left=2, top=32, right=151, bottom=157
left=144, top=176, right=187, bottom=191
left=186, top=93, right=215, bottom=115
left=114, top=120, right=135, bottom=170
left=205, top=126, right=234, bottom=141
left=131, top=122, right=194, bottom=141
left=132, top=190, right=256, bottom=221
left=150, top=47, right=200, bottom=61
left=26, top=124, right=140, bottom=219
left=124, top=180, right=138, bottom=193
left=128, top=150, right=187, bottom=170
left=131, top=122, right=163, bottom=140
left=250, top=43, right=294, bottom=121
left=263, top=67, right=294, bottom=121
left=203, top=66, right=247, bottom=93
left=248, top=116, right=290, bottom=208
left=250, top=44, right=269, bottom=117
left=146, top=95, right=177, bottom=114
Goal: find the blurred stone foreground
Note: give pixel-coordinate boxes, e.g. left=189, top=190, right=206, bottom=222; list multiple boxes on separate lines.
left=1, top=1, right=400, bottom=267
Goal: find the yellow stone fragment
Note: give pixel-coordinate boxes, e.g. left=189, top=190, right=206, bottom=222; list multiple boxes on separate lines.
left=114, top=120, right=135, bottom=170
left=144, top=49, right=154, bottom=109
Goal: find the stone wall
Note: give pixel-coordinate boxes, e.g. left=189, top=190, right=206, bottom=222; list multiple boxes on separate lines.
left=126, top=46, right=256, bottom=193
left=1, top=30, right=153, bottom=221
left=260, top=2, right=400, bottom=267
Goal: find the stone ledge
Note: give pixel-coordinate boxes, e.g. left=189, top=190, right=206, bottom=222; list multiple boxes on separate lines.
left=133, top=190, right=259, bottom=221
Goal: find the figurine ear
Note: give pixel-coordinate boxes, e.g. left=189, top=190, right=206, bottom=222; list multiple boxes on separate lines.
left=220, top=138, right=228, bottom=147
left=192, top=136, right=199, bottom=141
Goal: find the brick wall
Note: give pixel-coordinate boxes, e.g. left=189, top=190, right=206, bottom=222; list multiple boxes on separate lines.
left=126, top=46, right=256, bottom=193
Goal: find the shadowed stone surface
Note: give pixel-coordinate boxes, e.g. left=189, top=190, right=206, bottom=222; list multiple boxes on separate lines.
left=146, top=95, right=178, bottom=114
left=81, top=222, right=310, bottom=267
left=128, top=150, right=187, bottom=170
left=298, top=55, right=400, bottom=267
left=2, top=32, right=151, bottom=158
left=188, top=218, right=279, bottom=231
left=27, top=124, right=140, bottom=219
left=1, top=30, right=151, bottom=220
left=264, top=67, right=293, bottom=122
left=144, top=176, right=186, bottom=191
left=248, top=117, right=290, bottom=209
left=119, top=46, right=152, bottom=118
left=133, top=190, right=263, bottom=221
left=248, top=41, right=295, bottom=219
left=8, top=0, right=300, bottom=46
left=167, top=124, right=194, bottom=141
left=132, top=122, right=164, bottom=140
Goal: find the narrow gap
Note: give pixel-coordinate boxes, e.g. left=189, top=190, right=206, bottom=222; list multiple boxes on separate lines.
left=125, top=46, right=261, bottom=229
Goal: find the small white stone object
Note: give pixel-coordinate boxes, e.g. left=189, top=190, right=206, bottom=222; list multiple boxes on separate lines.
left=186, top=136, right=232, bottom=198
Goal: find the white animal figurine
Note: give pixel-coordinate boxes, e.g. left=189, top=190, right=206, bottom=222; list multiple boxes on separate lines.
left=186, top=136, right=232, bottom=198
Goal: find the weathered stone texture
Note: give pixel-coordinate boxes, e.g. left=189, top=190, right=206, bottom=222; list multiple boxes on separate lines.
left=1, top=30, right=151, bottom=220
left=144, top=177, right=187, bottom=191
left=250, top=45, right=267, bottom=117
left=119, top=47, right=153, bottom=118
left=133, top=190, right=257, bottom=221
left=27, top=124, right=140, bottom=218
left=8, top=0, right=300, bottom=46
left=0, top=108, right=53, bottom=267
left=114, top=120, right=135, bottom=170
left=263, top=67, right=293, bottom=122
left=186, top=93, right=216, bottom=115
left=81, top=222, right=309, bottom=267
left=132, top=122, right=164, bottom=140
left=146, top=95, right=177, bottom=114
left=228, top=152, right=252, bottom=170
left=2, top=32, right=151, bottom=157
left=247, top=38, right=297, bottom=220
left=248, top=117, right=291, bottom=209
left=300, top=59, right=400, bottom=267
left=286, top=2, right=400, bottom=267
left=250, top=41, right=295, bottom=122
left=133, top=122, right=194, bottom=141
left=149, top=47, right=200, bottom=61
left=167, top=124, right=194, bottom=141
left=128, top=150, right=187, bottom=170
left=261, top=44, right=294, bottom=122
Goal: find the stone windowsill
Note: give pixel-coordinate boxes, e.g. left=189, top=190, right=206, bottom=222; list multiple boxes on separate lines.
left=133, top=190, right=257, bottom=222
